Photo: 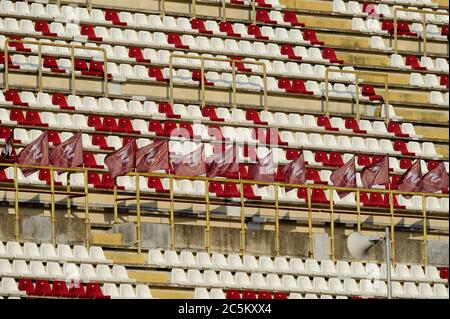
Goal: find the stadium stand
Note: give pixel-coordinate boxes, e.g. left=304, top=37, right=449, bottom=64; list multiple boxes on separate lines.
left=0, top=0, right=448, bottom=299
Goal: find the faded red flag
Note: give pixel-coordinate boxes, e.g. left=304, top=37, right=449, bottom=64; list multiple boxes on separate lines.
left=251, top=151, right=276, bottom=185
left=422, top=162, right=448, bottom=193
left=207, top=145, right=239, bottom=178
left=49, top=132, right=83, bottom=175
left=173, top=145, right=208, bottom=177
left=283, top=151, right=306, bottom=192
left=17, top=131, right=50, bottom=177
left=0, top=132, right=17, bottom=171
left=136, top=140, right=170, bottom=173
left=104, top=140, right=137, bottom=179
left=330, top=156, right=357, bottom=198
left=397, top=160, right=422, bottom=199
left=361, top=155, right=390, bottom=189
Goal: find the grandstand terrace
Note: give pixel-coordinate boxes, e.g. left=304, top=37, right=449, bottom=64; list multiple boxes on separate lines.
left=0, top=0, right=448, bottom=300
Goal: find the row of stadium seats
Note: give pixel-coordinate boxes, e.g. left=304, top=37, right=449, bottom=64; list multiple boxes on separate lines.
left=150, top=250, right=449, bottom=283
left=172, top=268, right=449, bottom=298
left=2, top=117, right=443, bottom=161
left=0, top=241, right=111, bottom=263
left=390, top=54, right=448, bottom=73
left=2, top=277, right=153, bottom=299
left=333, top=0, right=448, bottom=20
left=0, top=259, right=133, bottom=283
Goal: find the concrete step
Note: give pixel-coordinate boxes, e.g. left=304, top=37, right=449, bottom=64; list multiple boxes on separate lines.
left=127, top=270, right=170, bottom=284
left=150, top=288, right=194, bottom=299
left=92, top=230, right=123, bottom=246
left=281, top=0, right=332, bottom=12
left=104, top=251, right=147, bottom=265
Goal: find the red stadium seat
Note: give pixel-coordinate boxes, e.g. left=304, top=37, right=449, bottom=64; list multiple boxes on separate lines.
left=80, top=24, right=103, bottom=41
left=257, top=291, right=272, bottom=299
left=303, top=29, right=324, bottom=45
left=4, top=90, right=28, bottom=106
left=322, top=48, right=344, bottom=64
left=242, top=290, right=257, bottom=299
left=273, top=292, right=288, bottom=299
left=246, top=110, right=267, bottom=125
left=247, top=24, right=269, bottom=40
left=68, top=282, right=87, bottom=298
left=18, top=279, right=36, bottom=295
left=191, top=18, right=213, bottom=35
left=345, top=118, right=367, bottom=134
left=387, top=122, right=409, bottom=137
left=202, top=106, right=224, bottom=122
left=405, top=56, right=426, bottom=71
left=43, top=57, right=66, bottom=73
left=283, top=11, right=305, bottom=27
left=34, top=20, right=57, bottom=37
left=52, top=93, right=75, bottom=110
left=226, top=290, right=241, bottom=299
left=34, top=280, right=53, bottom=296
left=50, top=281, right=70, bottom=298
left=192, top=70, right=214, bottom=86
left=129, top=47, right=150, bottom=63
left=224, top=182, right=241, bottom=197
left=84, top=152, right=104, bottom=169
left=168, top=33, right=190, bottom=49
left=105, top=10, right=127, bottom=26
left=148, top=177, right=169, bottom=193
left=219, top=21, right=241, bottom=38
left=393, top=140, right=415, bottom=156
left=209, top=181, right=227, bottom=197
left=317, top=116, right=339, bottom=131
left=439, top=267, right=449, bottom=280
left=361, top=85, right=384, bottom=102
left=255, top=9, right=277, bottom=24
left=148, top=66, right=168, bottom=82
left=280, top=44, right=302, bottom=60
left=85, top=283, right=111, bottom=299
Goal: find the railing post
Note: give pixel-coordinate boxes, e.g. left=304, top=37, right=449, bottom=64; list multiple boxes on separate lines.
left=201, top=57, right=206, bottom=108
left=329, top=189, right=335, bottom=262
left=355, top=75, right=360, bottom=121
left=84, top=170, right=90, bottom=250
left=356, top=190, right=361, bottom=232
left=161, top=0, right=165, bottom=17
left=37, top=44, right=43, bottom=92
left=169, top=176, right=175, bottom=250
left=232, top=60, right=237, bottom=108
left=325, top=69, right=330, bottom=117
left=169, top=55, right=174, bottom=106
left=4, top=39, right=10, bottom=92
left=394, top=9, right=398, bottom=54
left=205, top=179, right=211, bottom=253
left=221, top=0, right=227, bottom=21
left=192, top=0, right=196, bottom=20
left=136, top=173, right=142, bottom=255
left=385, top=75, right=390, bottom=123
left=70, top=46, right=76, bottom=96
left=389, top=192, right=396, bottom=265
left=307, top=187, right=313, bottom=258
left=50, top=168, right=56, bottom=246
left=240, top=182, right=246, bottom=256
left=66, top=173, right=72, bottom=219
left=102, top=48, right=108, bottom=98
left=113, top=185, right=118, bottom=223
left=422, top=13, right=427, bottom=57
left=422, top=195, right=428, bottom=267
left=274, top=184, right=280, bottom=257
left=252, top=0, right=257, bottom=25
left=13, top=165, right=19, bottom=242
left=262, top=63, right=268, bottom=111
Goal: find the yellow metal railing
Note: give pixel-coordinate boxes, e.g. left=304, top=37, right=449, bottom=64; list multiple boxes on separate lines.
left=325, top=68, right=390, bottom=123
left=0, top=163, right=91, bottom=249
left=1, top=161, right=447, bottom=264
left=56, top=0, right=93, bottom=12
left=3, top=39, right=109, bottom=97
left=160, top=0, right=257, bottom=22
left=169, top=53, right=268, bottom=110
left=394, top=8, right=448, bottom=57
left=112, top=170, right=448, bottom=264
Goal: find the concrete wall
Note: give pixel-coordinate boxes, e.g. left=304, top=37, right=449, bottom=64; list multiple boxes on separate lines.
left=0, top=209, right=86, bottom=244
left=112, top=222, right=449, bottom=265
